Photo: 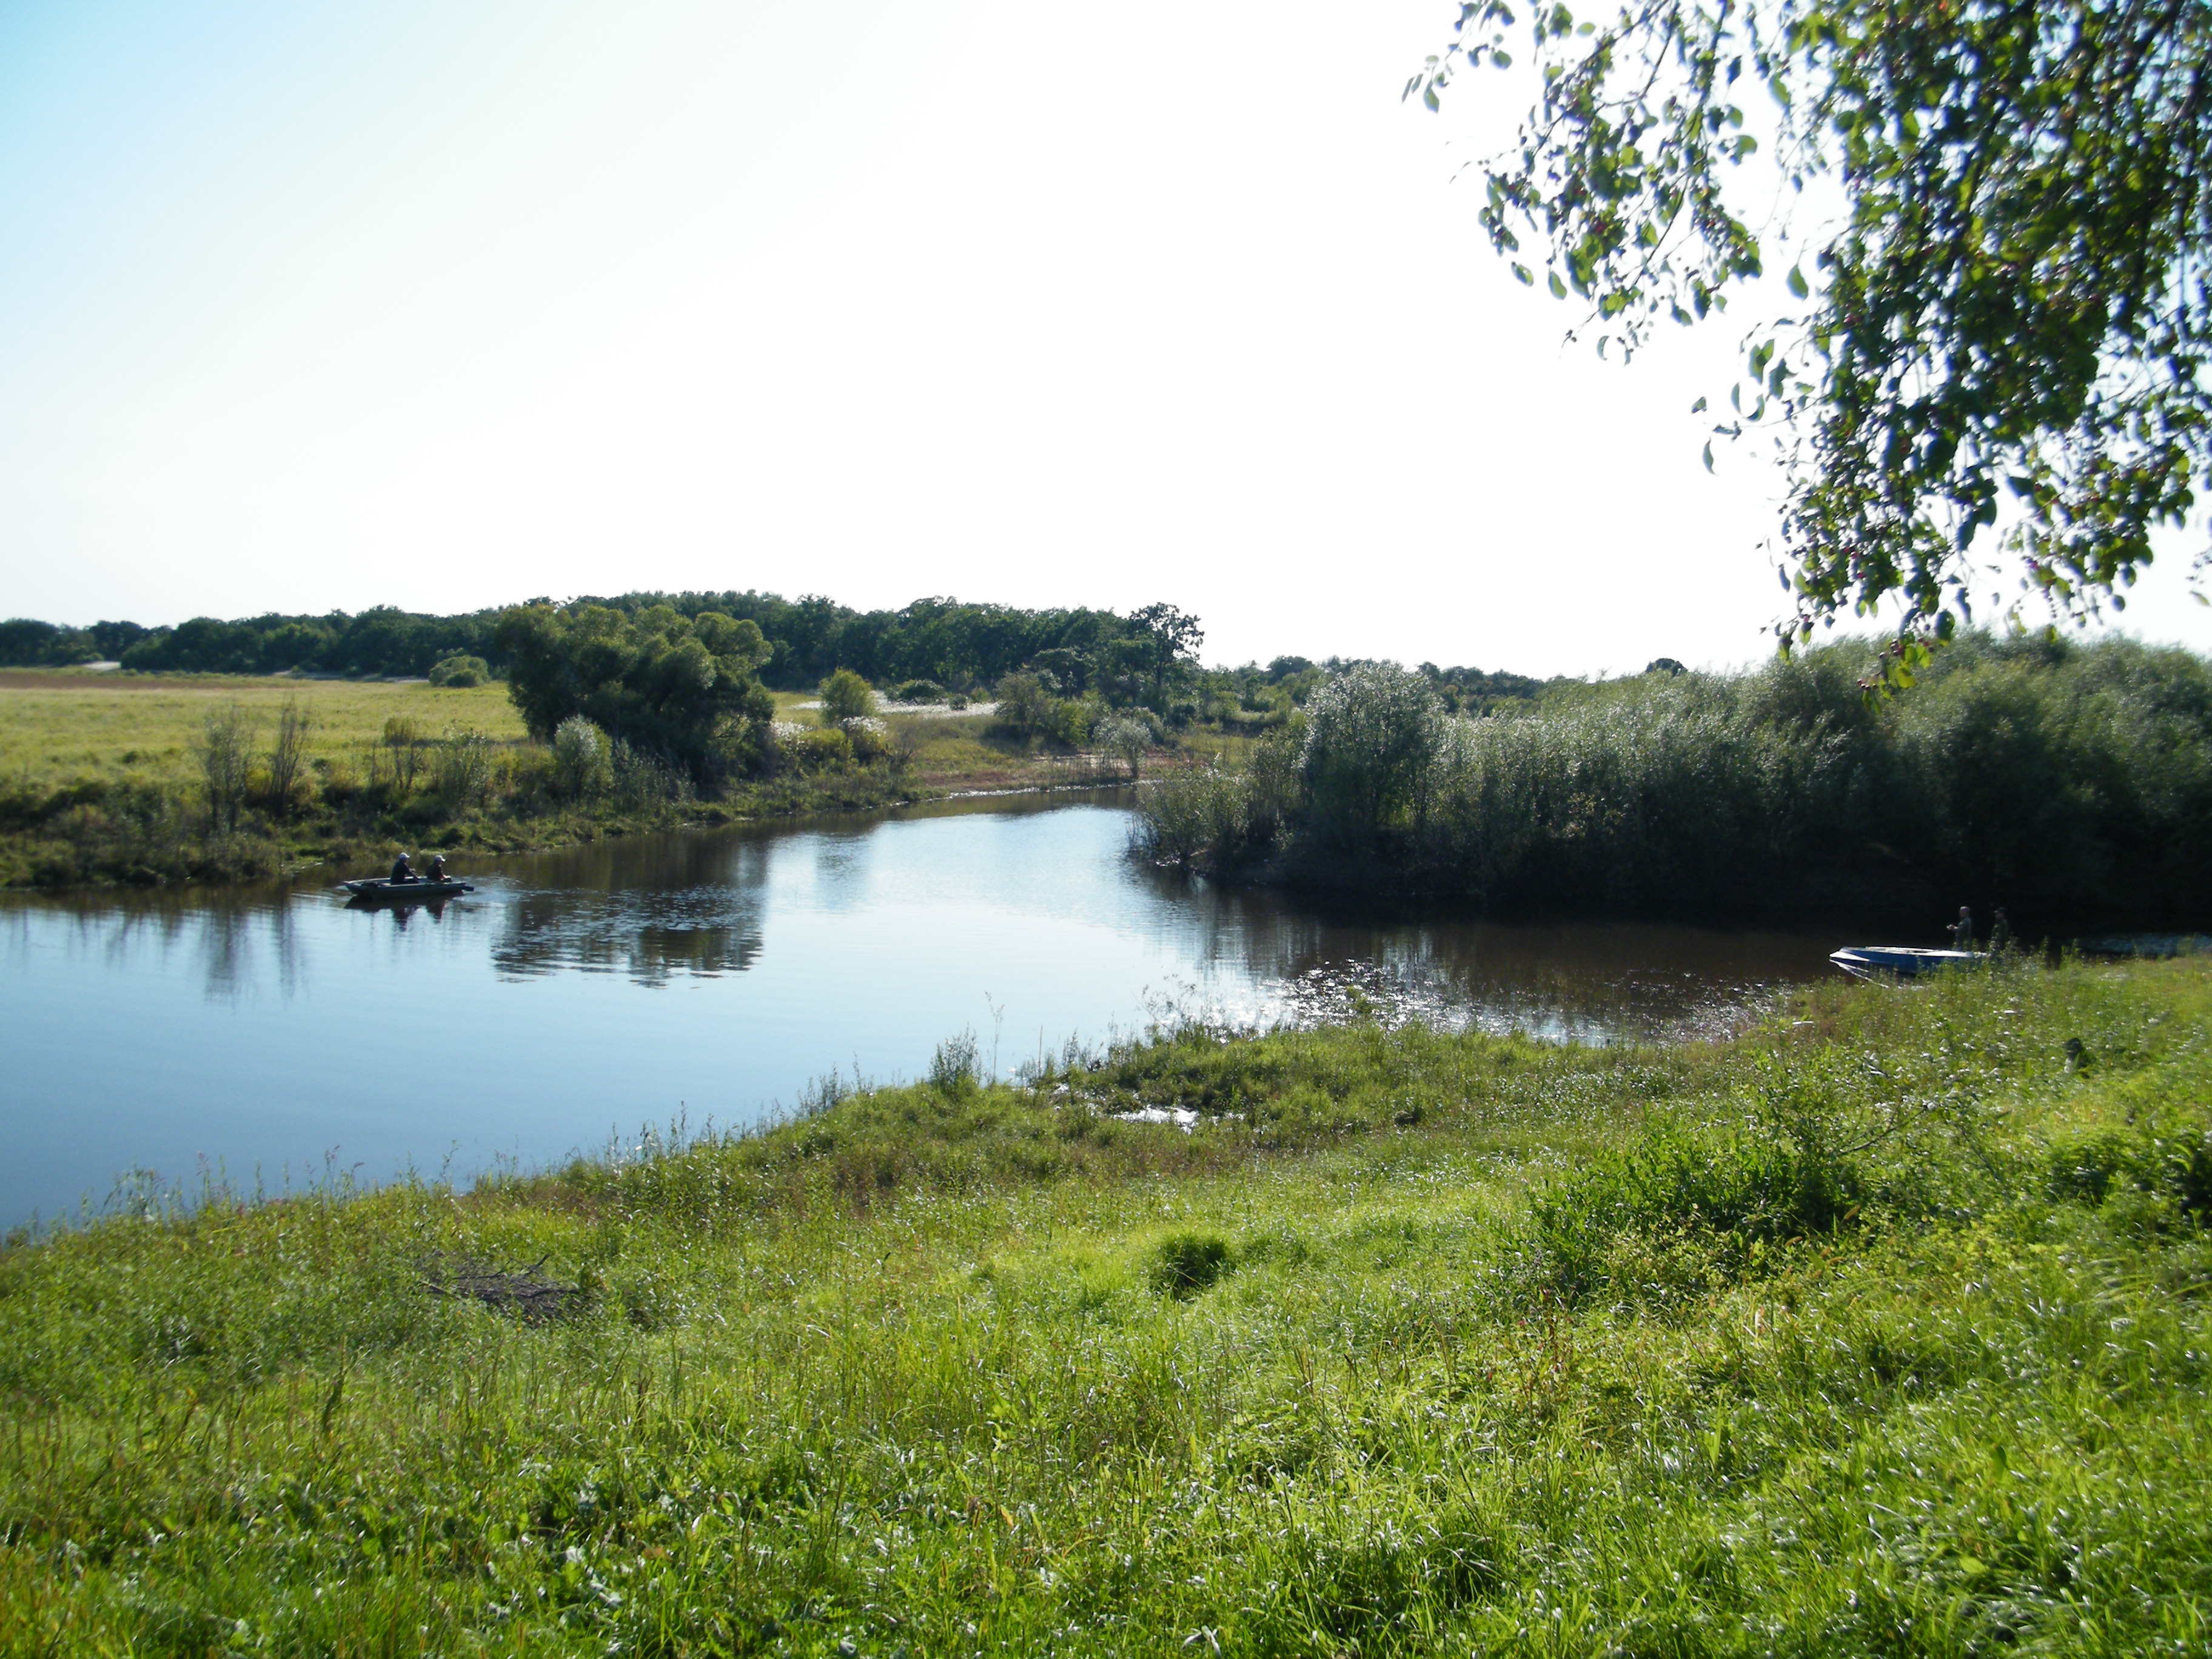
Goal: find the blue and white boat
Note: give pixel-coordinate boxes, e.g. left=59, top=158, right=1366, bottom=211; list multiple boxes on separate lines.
left=1829, top=945, right=1987, bottom=979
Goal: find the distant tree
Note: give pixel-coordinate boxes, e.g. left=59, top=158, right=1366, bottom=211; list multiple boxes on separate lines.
left=0, top=619, right=93, bottom=667
left=1645, top=658, right=1689, bottom=677
left=88, top=620, right=150, bottom=661
left=817, top=668, right=877, bottom=725
left=1413, top=0, right=2212, bottom=672
left=1030, top=647, right=1090, bottom=694
left=493, top=603, right=775, bottom=777
left=1127, top=603, right=1206, bottom=705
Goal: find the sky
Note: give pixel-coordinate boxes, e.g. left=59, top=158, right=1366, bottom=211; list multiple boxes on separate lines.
left=2, top=0, right=2207, bottom=677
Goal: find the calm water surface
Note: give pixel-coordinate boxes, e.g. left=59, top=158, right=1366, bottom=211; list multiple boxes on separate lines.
left=0, top=794, right=1846, bottom=1226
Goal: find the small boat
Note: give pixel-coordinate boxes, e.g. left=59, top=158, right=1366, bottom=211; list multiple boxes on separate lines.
left=337, top=877, right=475, bottom=901
left=1829, top=945, right=1987, bottom=979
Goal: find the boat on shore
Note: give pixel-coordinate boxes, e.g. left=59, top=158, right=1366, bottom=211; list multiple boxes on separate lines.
left=337, top=877, right=475, bottom=902
left=1829, top=945, right=1987, bottom=979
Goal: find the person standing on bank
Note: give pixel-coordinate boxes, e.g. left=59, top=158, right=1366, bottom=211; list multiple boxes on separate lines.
left=1948, top=906, right=1975, bottom=949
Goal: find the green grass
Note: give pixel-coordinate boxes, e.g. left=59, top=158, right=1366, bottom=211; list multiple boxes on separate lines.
left=0, top=670, right=527, bottom=793
left=4, top=957, right=2210, bottom=1653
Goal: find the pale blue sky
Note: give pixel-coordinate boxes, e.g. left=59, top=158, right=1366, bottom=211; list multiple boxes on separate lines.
left=2, top=0, right=2205, bottom=674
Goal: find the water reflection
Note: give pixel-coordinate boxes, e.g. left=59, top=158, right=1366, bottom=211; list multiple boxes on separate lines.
left=491, top=836, right=769, bottom=985
left=0, top=794, right=1848, bottom=1227
left=2, top=880, right=314, bottom=1007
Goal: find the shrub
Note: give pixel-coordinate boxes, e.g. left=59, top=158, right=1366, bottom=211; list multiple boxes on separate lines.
left=552, top=716, right=609, bottom=800
left=846, top=718, right=890, bottom=763
left=1300, top=663, right=1446, bottom=847
left=993, top=671, right=1056, bottom=739
left=427, top=654, right=491, bottom=688
left=1048, top=697, right=1097, bottom=747
left=818, top=669, right=877, bottom=726
left=261, top=698, right=312, bottom=817
left=1094, top=716, right=1150, bottom=779
left=796, top=727, right=854, bottom=771
left=381, top=717, right=425, bottom=796
left=432, top=728, right=495, bottom=811
left=929, top=1028, right=980, bottom=1098
left=198, top=704, right=257, bottom=833
left=891, top=680, right=947, bottom=705
left=610, top=739, right=691, bottom=808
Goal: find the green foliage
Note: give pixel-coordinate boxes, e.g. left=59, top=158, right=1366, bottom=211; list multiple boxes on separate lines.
left=816, top=668, right=876, bottom=725
left=992, top=670, right=1056, bottom=739
left=493, top=603, right=774, bottom=777
left=928, top=1027, right=982, bottom=1098
left=1093, top=714, right=1151, bottom=779
left=1414, top=0, right=2212, bottom=657
left=426, top=653, right=490, bottom=688
left=196, top=703, right=256, bottom=835
left=550, top=714, right=609, bottom=800
left=890, top=678, right=947, bottom=704
left=1145, top=637, right=2212, bottom=923
left=1299, top=662, right=1447, bottom=846
left=0, top=618, right=95, bottom=667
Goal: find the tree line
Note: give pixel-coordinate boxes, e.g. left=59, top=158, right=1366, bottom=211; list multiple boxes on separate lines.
left=0, top=592, right=1213, bottom=696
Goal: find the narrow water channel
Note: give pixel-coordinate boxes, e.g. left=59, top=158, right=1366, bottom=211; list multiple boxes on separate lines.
left=0, top=793, right=1846, bottom=1228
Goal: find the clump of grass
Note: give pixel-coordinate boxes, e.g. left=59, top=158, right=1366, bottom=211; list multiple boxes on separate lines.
left=1150, top=1231, right=1233, bottom=1296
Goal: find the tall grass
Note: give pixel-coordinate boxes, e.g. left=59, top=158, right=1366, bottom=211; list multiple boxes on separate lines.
left=1140, top=635, right=2212, bottom=924
left=3, top=959, right=2210, bottom=1652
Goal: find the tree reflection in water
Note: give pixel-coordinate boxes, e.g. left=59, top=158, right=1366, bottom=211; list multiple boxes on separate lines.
left=6, top=883, right=312, bottom=1006
left=489, top=834, right=768, bottom=986
left=1128, top=866, right=1833, bottom=1045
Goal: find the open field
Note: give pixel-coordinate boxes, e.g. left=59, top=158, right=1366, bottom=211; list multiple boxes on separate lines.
left=4, top=957, right=2209, bottom=1653
left=0, top=671, right=528, bottom=793
left=0, top=673, right=1198, bottom=888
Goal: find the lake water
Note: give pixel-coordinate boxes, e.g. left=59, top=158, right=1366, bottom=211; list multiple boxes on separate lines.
left=0, top=793, right=1846, bottom=1228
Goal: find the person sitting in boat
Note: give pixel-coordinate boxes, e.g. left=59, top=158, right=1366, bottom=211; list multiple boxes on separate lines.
left=428, top=854, right=448, bottom=884
left=389, top=851, right=419, bottom=885
left=1948, top=905, right=1975, bottom=948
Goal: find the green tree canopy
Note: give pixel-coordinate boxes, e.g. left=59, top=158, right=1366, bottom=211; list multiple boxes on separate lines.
left=492, top=603, right=774, bottom=773
left=1415, top=0, right=2212, bottom=677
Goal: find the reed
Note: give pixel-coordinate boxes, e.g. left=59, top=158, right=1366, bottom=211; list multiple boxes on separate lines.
left=1140, top=635, right=2212, bottom=924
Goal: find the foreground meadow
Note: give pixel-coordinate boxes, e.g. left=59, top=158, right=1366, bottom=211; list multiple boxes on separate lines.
left=3, top=958, right=2209, bottom=1655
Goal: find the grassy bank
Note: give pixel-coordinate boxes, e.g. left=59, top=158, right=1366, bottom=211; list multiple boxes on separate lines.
left=1141, top=635, right=2212, bottom=930
left=4, top=957, right=2210, bottom=1653
left=0, top=672, right=1157, bottom=889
